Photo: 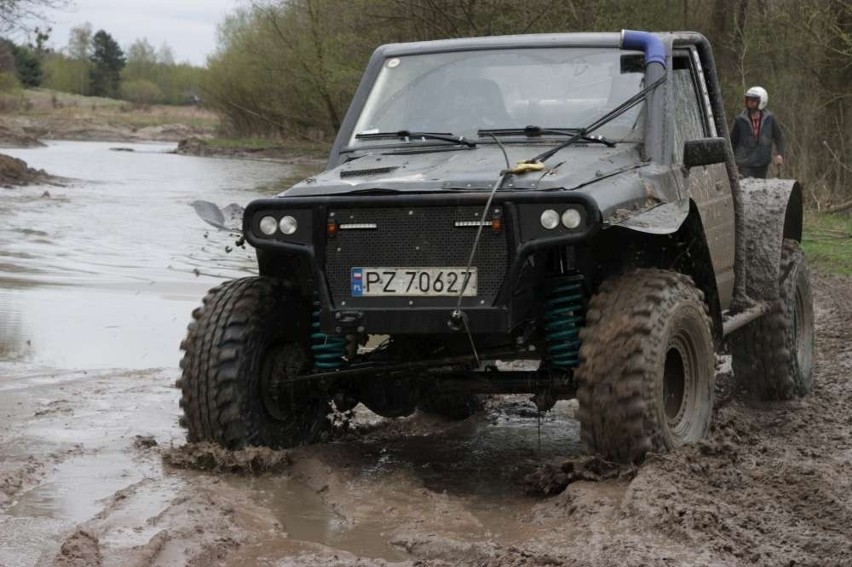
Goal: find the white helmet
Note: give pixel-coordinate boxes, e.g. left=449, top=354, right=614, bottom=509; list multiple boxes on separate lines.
left=745, top=86, right=768, bottom=110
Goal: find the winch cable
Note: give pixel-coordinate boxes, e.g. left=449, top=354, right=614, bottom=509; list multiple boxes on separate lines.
left=451, top=133, right=512, bottom=366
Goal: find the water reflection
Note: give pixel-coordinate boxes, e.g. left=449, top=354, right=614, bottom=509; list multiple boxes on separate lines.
left=0, top=141, right=318, bottom=369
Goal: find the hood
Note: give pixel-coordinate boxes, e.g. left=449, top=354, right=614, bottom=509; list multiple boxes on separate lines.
left=282, top=144, right=644, bottom=197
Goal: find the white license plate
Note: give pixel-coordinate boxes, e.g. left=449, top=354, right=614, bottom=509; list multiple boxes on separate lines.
left=351, top=267, right=477, bottom=297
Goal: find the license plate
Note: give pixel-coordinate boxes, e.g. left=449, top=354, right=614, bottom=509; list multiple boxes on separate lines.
left=351, top=267, right=477, bottom=297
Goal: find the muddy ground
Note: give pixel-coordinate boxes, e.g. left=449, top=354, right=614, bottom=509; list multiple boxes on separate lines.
left=0, top=270, right=849, bottom=566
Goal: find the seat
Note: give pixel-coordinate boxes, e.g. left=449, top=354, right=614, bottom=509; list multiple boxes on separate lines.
left=408, top=77, right=512, bottom=133
left=448, top=78, right=512, bottom=129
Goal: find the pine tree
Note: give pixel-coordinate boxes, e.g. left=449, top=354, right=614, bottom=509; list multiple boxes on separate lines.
left=14, top=44, right=42, bottom=87
left=89, top=30, right=125, bottom=98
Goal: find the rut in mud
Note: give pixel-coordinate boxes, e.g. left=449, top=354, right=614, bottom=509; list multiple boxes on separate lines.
left=0, top=270, right=850, bottom=566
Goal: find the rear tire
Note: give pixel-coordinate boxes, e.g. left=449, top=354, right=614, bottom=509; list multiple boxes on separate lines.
left=177, top=277, right=330, bottom=449
left=731, top=239, right=814, bottom=399
left=575, top=269, right=715, bottom=463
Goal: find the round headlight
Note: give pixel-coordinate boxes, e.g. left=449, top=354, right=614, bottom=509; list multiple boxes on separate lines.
left=561, top=208, right=582, bottom=229
left=259, top=215, right=278, bottom=236
left=540, top=209, right=559, bottom=230
left=279, top=215, right=298, bottom=235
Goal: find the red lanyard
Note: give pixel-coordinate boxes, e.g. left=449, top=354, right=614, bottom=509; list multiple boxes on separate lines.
left=750, top=112, right=761, bottom=140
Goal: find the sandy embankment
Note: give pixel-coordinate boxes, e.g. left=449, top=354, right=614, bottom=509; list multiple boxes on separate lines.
left=0, top=127, right=53, bottom=187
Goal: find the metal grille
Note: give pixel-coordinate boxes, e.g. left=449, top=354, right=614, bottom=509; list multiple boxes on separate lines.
left=325, top=206, right=508, bottom=301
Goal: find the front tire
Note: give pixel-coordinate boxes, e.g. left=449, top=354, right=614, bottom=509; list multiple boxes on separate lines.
left=731, top=239, right=814, bottom=399
left=575, top=269, right=715, bottom=463
left=177, top=277, right=330, bottom=449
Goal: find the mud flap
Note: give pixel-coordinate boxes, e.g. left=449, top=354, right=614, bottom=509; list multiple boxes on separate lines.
left=738, top=178, right=802, bottom=301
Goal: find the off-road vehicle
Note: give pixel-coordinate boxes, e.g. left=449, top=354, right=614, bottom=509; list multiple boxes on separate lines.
left=177, top=30, right=814, bottom=462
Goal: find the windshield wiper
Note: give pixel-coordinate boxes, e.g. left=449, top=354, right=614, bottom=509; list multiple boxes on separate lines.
left=522, top=75, right=666, bottom=164
left=355, top=130, right=476, bottom=147
left=479, top=126, right=615, bottom=147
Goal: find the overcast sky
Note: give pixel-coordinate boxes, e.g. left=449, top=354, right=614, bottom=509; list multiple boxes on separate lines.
left=33, top=0, right=242, bottom=66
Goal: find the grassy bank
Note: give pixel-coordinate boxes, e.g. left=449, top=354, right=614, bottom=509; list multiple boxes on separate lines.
left=0, top=88, right=221, bottom=142
left=2, top=89, right=337, bottom=156
left=19, top=89, right=220, bottom=130
left=802, top=212, right=852, bottom=276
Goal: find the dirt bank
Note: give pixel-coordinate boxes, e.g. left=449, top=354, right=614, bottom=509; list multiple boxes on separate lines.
left=1, top=115, right=213, bottom=145
left=0, top=125, right=45, bottom=149
left=0, top=270, right=850, bottom=566
left=0, top=89, right=220, bottom=146
left=0, top=152, right=56, bottom=187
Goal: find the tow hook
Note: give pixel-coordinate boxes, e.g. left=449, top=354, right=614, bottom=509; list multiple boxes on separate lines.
left=334, top=310, right=364, bottom=333
left=447, top=309, right=467, bottom=331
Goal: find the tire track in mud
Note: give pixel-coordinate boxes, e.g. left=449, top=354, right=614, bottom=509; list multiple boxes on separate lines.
left=47, top=475, right=279, bottom=567
left=0, top=369, right=263, bottom=567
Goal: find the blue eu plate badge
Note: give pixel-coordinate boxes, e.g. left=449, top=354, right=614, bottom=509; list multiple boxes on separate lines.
left=351, top=268, right=364, bottom=296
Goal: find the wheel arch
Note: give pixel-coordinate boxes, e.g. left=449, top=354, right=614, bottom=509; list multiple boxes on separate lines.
left=589, top=201, right=722, bottom=344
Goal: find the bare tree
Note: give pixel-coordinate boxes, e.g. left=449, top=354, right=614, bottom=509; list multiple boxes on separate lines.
left=0, top=0, right=72, bottom=33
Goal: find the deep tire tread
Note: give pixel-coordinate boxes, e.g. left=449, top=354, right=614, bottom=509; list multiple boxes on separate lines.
left=575, top=269, right=714, bottom=463
left=177, top=277, right=324, bottom=449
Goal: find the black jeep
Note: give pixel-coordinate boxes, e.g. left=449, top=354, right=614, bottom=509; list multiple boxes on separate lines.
left=178, top=30, right=813, bottom=462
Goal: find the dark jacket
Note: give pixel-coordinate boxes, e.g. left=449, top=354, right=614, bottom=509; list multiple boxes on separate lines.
left=730, top=109, right=785, bottom=168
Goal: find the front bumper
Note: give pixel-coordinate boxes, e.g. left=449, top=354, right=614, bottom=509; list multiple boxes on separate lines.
left=244, top=192, right=599, bottom=334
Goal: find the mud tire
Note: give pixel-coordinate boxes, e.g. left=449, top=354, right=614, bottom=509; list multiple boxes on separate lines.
left=731, top=239, right=814, bottom=399
left=177, top=277, right=330, bottom=449
left=575, top=269, right=715, bottom=463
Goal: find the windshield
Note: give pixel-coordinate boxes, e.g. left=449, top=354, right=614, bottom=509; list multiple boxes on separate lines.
left=350, top=47, right=646, bottom=146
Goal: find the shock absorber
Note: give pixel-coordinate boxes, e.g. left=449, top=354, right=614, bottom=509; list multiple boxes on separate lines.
left=311, top=302, right=346, bottom=370
left=543, top=274, right=585, bottom=368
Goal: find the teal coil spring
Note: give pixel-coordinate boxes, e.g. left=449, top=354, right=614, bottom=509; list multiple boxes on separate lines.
left=543, top=278, right=585, bottom=368
left=311, top=304, right=346, bottom=369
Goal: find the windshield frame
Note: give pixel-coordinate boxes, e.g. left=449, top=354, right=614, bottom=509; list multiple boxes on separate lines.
left=345, top=46, right=645, bottom=151
left=329, top=33, right=639, bottom=166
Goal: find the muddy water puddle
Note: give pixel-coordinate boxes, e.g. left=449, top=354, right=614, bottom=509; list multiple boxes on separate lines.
left=244, top=474, right=410, bottom=561
left=0, top=285, right=202, bottom=368
left=231, top=400, right=584, bottom=561
left=7, top=450, right=161, bottom=522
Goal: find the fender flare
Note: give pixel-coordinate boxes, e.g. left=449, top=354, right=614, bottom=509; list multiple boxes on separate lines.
left=613, top=198, right=690, bottom=235
left=738, top=178, right=803, bottom=301
left=609, top=199, right=723, bottom=344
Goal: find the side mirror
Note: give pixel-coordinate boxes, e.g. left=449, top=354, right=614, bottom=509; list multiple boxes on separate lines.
left=683, top=137, right=728, bottom=168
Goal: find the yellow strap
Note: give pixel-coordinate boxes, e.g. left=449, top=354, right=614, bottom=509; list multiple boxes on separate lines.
left=507, top=161, right=545, bottom=174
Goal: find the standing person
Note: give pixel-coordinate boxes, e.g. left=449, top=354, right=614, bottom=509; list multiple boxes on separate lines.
left=730, top=86, right=785, bottom=179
